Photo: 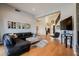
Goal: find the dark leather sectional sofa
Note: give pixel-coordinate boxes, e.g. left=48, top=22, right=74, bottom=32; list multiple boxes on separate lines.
left=15, top=32, right=33, bottom=40
left=3, top=32, right=33, bottom=56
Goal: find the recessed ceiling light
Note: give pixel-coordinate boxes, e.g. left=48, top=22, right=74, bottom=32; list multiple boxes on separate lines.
left=32, top=8, right=36, bottom=11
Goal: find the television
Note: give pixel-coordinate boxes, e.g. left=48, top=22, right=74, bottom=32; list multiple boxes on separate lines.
left=60, top=16, right=73, bottom=30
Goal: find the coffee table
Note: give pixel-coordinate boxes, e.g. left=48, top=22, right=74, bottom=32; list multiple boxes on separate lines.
left=26, top=37, right=41, bottom=44
left=26, top=37, right=48, bottom=48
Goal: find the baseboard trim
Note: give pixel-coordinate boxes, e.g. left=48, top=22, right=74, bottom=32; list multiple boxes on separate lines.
left=73, top=46, right=77, bottom=56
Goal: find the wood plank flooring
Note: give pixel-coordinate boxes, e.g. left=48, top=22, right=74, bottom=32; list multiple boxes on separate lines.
left=21, top=35, right=74, bottom=56
left=0, top=35, right=74, bottom=56
left=0, top=45, right=4, bottom=56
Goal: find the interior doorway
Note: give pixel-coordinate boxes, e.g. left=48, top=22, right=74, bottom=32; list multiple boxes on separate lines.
left=36, top=11, right=61, bottom=37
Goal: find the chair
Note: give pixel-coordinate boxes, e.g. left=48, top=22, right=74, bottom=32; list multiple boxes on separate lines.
left=51, top=32, right=60, bottom=38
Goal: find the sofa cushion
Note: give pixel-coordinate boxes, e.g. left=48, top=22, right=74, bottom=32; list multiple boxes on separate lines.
left=8, top=39, right=31, bottom=55
left=3, top=34, right=15, bottom=48
left=15, top=39, right=31, bottom=47
left=15, top=32, right=33, bottom=40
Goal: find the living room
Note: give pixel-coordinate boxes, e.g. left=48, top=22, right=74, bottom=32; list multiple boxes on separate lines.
left=0, top=3, right=77, bottom=56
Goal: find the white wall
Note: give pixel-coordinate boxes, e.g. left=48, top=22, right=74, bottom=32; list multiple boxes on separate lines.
left=0, top=15, right=1, bottom=40
left=38, top=17, right=46, bottom=35
left=0, top=4, right=35, bottom=41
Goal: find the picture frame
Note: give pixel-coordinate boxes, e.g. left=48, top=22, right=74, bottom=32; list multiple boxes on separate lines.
left=25, top=23, right=31, bottom=29
left=22, top=23, right=26, bottom=29
left=13, top=22, right=16, bottom=29
left=8, top=21, right=12, bottom=29
left=16, top=22, right=21, bottom=29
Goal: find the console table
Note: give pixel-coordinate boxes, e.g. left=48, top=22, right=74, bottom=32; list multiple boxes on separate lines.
left=61, top=34, right=73, bottom=48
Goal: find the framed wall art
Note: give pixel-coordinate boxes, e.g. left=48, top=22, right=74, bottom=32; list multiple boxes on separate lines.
left=16, top=22, right=21, bottom=29
left=8, top=21, right=17, bottom=29
left=13, top=22, right=16, bottom=29
left=8, top=21, right=31, bottom=29
left=22, top=23, right=26, bottom=29
left=25, top=23, right=31, bottom=29
left=8, top=21, right=12, bottom=29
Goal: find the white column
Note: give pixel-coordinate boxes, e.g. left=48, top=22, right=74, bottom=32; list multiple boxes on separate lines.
left=73, top=3, right=77, bottom=56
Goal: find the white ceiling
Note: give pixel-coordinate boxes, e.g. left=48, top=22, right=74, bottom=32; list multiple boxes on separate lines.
left=8, top=3, right=74, bottom=17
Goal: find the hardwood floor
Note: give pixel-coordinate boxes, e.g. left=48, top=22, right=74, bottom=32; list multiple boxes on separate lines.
left=21, top=35, right=74, bottom=56
left=0, top=35, right=74, bottom=56
left=0, top=45, right=4, bottom=56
